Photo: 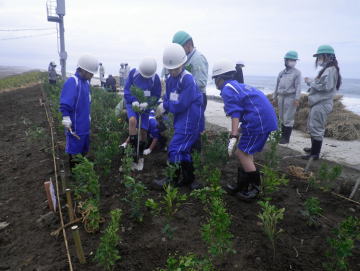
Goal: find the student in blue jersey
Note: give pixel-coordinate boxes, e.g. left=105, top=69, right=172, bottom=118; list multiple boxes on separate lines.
left=123, top=57, right=161, bottom=170
left=212, top=60, right=278, bottom=201
left=59, top=54, right=99, bottom=170
left=153, top=43, right=204, bottom=190
left=143, top=110, right=167, bottom=155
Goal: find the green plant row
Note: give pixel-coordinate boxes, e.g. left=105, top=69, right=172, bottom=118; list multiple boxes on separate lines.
left=0, top=71, right=46, bottom=90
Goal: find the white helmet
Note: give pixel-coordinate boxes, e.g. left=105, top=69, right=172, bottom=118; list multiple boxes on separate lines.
left=163, top=43, right=187, bottom=70
left=236, top=60, right=245, bottom=66
left=212, top=60, right=236, bottom=78
left=77, top=54, right=99, bottom=74
left=139, top=57, right=157, bottom=78
left=50, top=61, right=56, bottom=66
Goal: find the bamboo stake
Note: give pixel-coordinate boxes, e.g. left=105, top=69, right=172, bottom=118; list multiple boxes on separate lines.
left=71, top=225, right=86, bottom=264
left=51, top=218, right=82, bottom=236
left=60, top=169, right=67, bottom=194
left=41, top=86, right=73, bottom=271
left=65, top=189, right=75, bottom=222
left=331, top=191, right=360, bottom=206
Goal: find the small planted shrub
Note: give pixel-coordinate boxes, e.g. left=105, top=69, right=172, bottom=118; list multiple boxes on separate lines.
left=201, top=197, right=235, bottom=257
left=145, top=184, right=187, bottom=239
left=301, top=197, right=323, bottom=227
left=324, top=216, right=360, bottom=271
left=317, top=163, right=343, bottom=191
left=264, top=129, right=282, bottom=169
left=95, top=209, right=122, bottom=271
left=123, top=175, right=147, bottom=222
left=257, top=200, right=285, bottom=260
left=260, top=165, right=288, bottom=199
left=79, top=198, right=101, bottom=233
left=158, top=253, right=215, bottom=271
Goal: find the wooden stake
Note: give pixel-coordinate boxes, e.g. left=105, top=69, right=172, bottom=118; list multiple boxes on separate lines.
left=59, top=169, right=67, bottom=194
left=65, top=189, right=75, bottom=222
left=71, top=225, right=86, bottom=264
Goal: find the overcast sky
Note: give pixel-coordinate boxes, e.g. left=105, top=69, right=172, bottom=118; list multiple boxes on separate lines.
left=0, top=0, right=359, bottom=79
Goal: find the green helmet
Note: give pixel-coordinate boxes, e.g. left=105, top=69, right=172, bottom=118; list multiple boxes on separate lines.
left=172, top=31, right=192, bottom=46
left=313, top=45, right=335, bottom=57
left=284, top=51, right=298, bottom=60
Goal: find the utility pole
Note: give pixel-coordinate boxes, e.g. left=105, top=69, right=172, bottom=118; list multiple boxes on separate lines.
left=46, top=0, right=67, bottom=79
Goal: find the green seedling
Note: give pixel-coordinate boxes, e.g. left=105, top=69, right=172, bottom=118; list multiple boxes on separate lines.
left=145, top=184, right=187, bottom=239
left=324, top=216, right=360, bottom=271
left=164, top=162, right=180, bottom=183
left=81, top=198, right=101, bottom=233
left=257, top=200, right=285, bottom=260
left=301, top=197, right=323, bottom=227
left=123, top=175, right=147, bottom=222
left=94, top=209, right=122, bottom=271
left=317, top=163, right=342, bottom=191
left=201, top=197, right=235, bottom=257
left=260, top=165, right=288, bottom=200
left=158, top=252, right=215, bottom=271
left=264, top=128, right=282, bottom=169
left=130, top=85, right=158, bottom=112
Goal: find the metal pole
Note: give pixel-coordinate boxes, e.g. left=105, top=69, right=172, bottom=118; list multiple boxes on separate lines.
left=58, top=15, right=67, bottom=79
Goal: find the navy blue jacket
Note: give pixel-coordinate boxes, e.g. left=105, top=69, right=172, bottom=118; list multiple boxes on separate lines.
left=163, top=70, right=204, bottom=134
left=59, top=72, right=91, bottom=135
left=221, top=80, right=277, bottom=134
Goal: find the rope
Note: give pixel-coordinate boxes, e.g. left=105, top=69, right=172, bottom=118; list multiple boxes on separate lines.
left=40, top=84, right=74, bottom=271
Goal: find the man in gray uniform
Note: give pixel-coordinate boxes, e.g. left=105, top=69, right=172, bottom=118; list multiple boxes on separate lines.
left=48, top=61, right=58, bottom=84
left=274, top=51, right=301, bottom=144
left=172, top=30, right=209, bottom=109
left=303, top=45, right=341, bottom=160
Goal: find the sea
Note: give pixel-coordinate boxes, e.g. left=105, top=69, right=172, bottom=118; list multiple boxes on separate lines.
left=206, top=76, right=360, bottom=116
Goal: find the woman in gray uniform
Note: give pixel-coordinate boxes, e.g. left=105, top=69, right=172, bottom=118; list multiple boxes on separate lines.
left=274, top=51, right=302, bottom=144
left=303, top=45, right=342, bottom=160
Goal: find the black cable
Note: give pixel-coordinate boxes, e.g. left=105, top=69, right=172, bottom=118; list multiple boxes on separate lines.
left=0, top=27, right=54, bottom=32
left=0, top=32, right=56, bottom=41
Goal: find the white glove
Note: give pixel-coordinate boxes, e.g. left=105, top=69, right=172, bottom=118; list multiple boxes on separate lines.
left=228, top=138, right=237, bottom=156
left=139, top=102, right=148, bottom=110
left=61, top=116, right=72, bottom=129
left=132, top=101, right=140, bottom=110
left=156, top=103, right=165, bottom=117
left=120, top=142, right=128, bottom=148
left=143, top=148, right=152, bottom=155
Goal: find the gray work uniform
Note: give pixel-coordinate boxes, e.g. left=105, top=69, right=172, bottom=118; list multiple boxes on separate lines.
left=48, top=67, right=57, bottom=81
left=185, top=48, right=208, bottom=93
left=307, top=66, right=338, bottom=141
left=274, top=67, right=301, bottom=127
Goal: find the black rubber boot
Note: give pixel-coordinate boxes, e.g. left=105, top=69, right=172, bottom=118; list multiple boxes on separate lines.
left=180, top=161, right=203, bottom=190
left=235, top=171, right=260, bottom=201
left=279, top=125, right=292, bottom=144
left=139, top=141, right=146, bottom=156
left=303, top=138, right=313, bottom=153
left=129, top=135, right=138, bottom=162
left=225, top=168, right=249, bottom=195
left=302, top=139, right=322, bottom=160
left=152, top=163, right=180, bottom=190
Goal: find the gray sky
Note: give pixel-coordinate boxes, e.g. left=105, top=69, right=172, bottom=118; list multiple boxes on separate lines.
left=0, top=0, right=359, bottom=78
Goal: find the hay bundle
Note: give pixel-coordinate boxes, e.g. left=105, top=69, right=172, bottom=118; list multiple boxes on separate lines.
left=268, top=94, right=360, bottom=141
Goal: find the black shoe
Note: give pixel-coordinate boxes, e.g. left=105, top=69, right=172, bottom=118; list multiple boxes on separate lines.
left=301, top=154, right=320, bottom=160
left=224, top=168, right=248, bottom=195
left=303, top=147, right=311, bottom=153
left=179, top=161, right=203, bottom=190
left=190, top=181, right=203, bottom=190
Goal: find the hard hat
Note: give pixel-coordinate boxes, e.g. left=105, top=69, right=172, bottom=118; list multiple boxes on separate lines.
left=212, top=60, right=236, bottom=78
left=236, top=60, right=245, bottom=66
left=163, top=43, right=187, bottom=70
left=172, top=31, right=192, bottom=46
left=139, top=57, right=157, bottom=78
left=50, top=61, right=56, bottom=66
left=313, top=45, right=335, bottom=57
left=77, top=54, right=99, bottom=74
left=284, top=51, right=299, bottom=60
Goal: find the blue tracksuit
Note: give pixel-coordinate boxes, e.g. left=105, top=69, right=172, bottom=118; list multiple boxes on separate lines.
left=221, top=80, right=278, bottom=154
left=163, top=70, right=204, bottom=163
left=124, top=68, right=161, bottom=130
left=59, top=72, right=91, bottom=154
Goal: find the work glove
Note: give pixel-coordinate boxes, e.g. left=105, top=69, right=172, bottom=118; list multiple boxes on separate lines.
left=61, top=116, right=72, bottom=129
left=139, top=102, right=148, bottom=110
left=228, top=138, right=237, bottom=157
left=156, top=103, right=165, bottom=117
left=143, top=148, right=152, bottom=155
left=132, top=101, right=140, bottom=110
left=119, top=142, right=128, bottom=148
